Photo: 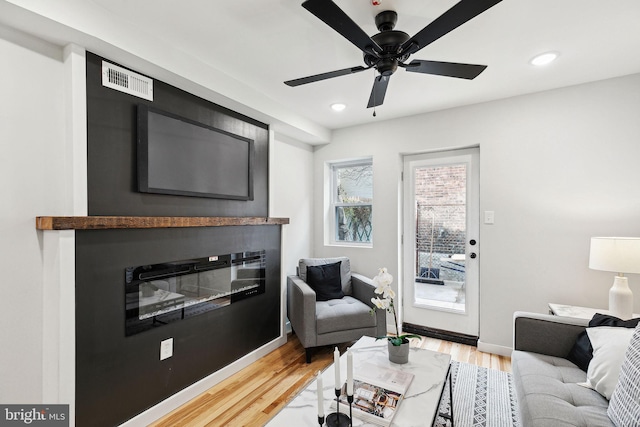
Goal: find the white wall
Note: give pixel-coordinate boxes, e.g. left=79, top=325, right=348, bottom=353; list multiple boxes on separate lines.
left=270, top=133, right=315, bottom=276
left=0, top=25, right=68, bottom=402
left=312, top=73, right=640, bottom=350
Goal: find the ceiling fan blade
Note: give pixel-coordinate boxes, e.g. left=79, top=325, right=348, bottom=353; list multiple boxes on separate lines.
left=403, top=60, right=487, bottom=79
left=367, top=75, right=390, bottom=108
left=284, top=66, right=368, bottom=87
left=401, top=0, right=503, bottom=56
left=302, top=0, right=382, bottom=55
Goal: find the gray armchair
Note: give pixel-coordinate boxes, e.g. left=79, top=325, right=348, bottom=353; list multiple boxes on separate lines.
left=287, top=257, right=387, bottom=362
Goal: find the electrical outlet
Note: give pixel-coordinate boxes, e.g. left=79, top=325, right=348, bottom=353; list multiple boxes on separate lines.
left=160, top=338, right=173, bottom=360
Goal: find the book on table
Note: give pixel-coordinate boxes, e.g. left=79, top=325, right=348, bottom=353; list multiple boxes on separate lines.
left=330, top=362, right=414, bottom=426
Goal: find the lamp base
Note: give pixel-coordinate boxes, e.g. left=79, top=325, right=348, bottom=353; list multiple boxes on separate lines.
left=609, top=276, right=634, bottom=320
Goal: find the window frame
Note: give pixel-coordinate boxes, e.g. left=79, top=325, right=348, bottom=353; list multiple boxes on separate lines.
left=327, top=158, right=373, bottom=247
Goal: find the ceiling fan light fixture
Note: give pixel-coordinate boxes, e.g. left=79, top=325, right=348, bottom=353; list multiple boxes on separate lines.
left=530, top=51, right=559, bottom=66
left=330, top=103, right=346, bottom=112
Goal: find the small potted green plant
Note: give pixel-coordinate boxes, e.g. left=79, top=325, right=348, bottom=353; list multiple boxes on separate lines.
left=370, top=268, right=421, bottom=363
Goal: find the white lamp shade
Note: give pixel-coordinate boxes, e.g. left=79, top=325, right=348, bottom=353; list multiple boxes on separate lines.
left=589, top=237, right=640, bottom=274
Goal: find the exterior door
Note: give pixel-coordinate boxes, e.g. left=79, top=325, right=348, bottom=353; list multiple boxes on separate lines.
left=402, top=148, right=479, bottom=337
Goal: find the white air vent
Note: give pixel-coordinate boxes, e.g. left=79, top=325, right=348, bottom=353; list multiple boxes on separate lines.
left=102, top=61, right=153, bottom=101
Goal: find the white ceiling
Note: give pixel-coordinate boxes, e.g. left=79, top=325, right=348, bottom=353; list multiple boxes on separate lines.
left=5, top=0, right=640, bottom=139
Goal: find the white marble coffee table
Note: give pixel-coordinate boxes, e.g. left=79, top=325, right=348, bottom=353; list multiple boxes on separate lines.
left=266, top=335, right=452, bottom=426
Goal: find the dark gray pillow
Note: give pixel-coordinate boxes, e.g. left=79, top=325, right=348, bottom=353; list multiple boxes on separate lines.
left=306, top=261, right=343, bottom=301
left=568, top=313, right=640, bottom=371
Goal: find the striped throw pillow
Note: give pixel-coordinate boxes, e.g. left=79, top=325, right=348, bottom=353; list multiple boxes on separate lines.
left=608, top=323, right=640, bottom=426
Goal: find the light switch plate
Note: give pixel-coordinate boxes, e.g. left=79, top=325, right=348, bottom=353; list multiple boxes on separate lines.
left=160, top=338, right=173, bottom=360
left=484, top=211, right=495, bottom=225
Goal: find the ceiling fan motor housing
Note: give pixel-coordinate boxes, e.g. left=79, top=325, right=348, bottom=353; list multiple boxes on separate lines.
left=375, top=10, right=397, bottom=31
left=365, top=17, right=411, bottom=75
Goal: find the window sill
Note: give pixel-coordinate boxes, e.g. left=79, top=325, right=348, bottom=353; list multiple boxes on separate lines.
left=325, top=242, right=373, bottom=249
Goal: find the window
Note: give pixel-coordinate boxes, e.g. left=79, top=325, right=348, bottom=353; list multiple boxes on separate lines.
left=329, top=159, right=373, bottom=245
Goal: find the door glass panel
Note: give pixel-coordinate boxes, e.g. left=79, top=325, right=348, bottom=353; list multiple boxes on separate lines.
left=414, top=164, right=466, bottom=312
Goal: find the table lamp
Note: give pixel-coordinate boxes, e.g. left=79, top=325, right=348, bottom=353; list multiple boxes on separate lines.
left=589, top=237, right=640, bottom=320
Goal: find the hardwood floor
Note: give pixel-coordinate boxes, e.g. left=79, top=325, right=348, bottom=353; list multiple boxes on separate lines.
left=150, top=333, right=511, bottom=427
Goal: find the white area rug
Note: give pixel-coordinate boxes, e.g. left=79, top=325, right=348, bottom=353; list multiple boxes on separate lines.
left=435, top=361, right=521, bottom=427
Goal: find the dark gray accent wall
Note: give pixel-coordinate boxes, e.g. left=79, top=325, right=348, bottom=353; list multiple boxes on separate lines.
left=79, top=52, right=281, bottom=426
left=75, top=227, right=281, bottom=426
left=86, top=52, right=269, bottom=217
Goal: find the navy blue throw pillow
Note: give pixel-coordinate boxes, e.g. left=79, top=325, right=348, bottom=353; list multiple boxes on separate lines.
left=306, top=261, right=343, bottom=302
left=568, top=313, right=640, bottom=372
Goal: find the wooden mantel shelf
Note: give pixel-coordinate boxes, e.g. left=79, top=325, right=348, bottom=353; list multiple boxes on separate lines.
left=36, top=216, right=289, bottom=230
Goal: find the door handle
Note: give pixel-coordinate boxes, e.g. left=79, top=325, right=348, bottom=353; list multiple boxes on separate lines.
left=470, top=253, right=477, bottom=259
left=469, top=239, right=477, bottom=246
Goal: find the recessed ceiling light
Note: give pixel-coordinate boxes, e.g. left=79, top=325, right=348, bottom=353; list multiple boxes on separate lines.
left=330, top=103, right=346, bottom=112
left=530, top=52, right=559, bottom=66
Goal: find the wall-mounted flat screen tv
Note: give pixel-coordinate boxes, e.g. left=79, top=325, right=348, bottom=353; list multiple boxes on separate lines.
left=137, top=105, right=254, bottom=200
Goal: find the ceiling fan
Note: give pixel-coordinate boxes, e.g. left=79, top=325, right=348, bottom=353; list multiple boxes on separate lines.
left=285, top=0, right=504, bottom=109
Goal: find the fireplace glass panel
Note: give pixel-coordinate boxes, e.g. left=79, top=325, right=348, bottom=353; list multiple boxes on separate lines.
left=125, top=250, right=265, bottom=336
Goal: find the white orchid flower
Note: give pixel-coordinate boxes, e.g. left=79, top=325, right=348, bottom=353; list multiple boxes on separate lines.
left=371, top=297, right=390, bottom=310
left=370, top=267, right=418, bottom=343
left=373, top=267, right=394, bottom=291
left=373, top=269, right=394, bottom=301
left=385, top=287, right=396, bottom=299
left=378, top=267, right=393, bottom=285
left=373, top=274, right=382, bottom=287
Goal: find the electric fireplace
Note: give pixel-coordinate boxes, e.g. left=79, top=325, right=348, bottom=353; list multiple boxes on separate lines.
left=125, top=250, right=265, bottom=335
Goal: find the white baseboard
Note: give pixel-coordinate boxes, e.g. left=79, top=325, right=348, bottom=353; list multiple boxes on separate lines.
left=119, top=334, right=287, bottom=427
left=477, top=340, right=512, bottom=357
